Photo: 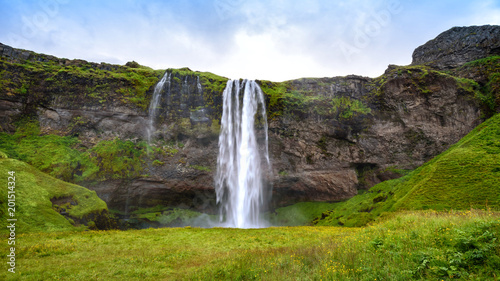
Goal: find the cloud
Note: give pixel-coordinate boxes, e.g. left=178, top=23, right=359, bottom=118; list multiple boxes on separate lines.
left=0, top=0, right=499, bottom=81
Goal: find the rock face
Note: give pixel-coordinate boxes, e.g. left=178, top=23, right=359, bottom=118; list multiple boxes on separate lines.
left=0, top=25, right=498, bottom=214
left=266, top=68, right=482, bottom=208
left=412, top=25, right=500, bottom=69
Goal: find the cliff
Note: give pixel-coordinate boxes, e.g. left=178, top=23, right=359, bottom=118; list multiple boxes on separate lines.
left=315, top=112, right=500, bottom=227
left=1, top=25, right=499, bottom=220
left=412, top=25, right=500, bottom=69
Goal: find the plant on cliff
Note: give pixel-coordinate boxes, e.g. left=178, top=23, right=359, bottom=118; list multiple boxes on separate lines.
left=88, top=138, right=148, bottom=180
left=454, top=56, right=500, bottom=115
left=257, top=80, right=290, bottom=119
left=330, top=96, right=371, bottom=119
left=0, top=121, right=160, bottom=183
left=0, top=55, right=162, bottom=111
left=258, top=79, right=372, bottom=122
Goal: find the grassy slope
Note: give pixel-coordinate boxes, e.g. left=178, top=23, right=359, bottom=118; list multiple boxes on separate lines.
left=268, top=202, right=338, bottom=226
left=0, top=156, right=107, bottom=233
left=1, top=210, right=498, bottom=280
left=315, top=113, right=500, bottom=227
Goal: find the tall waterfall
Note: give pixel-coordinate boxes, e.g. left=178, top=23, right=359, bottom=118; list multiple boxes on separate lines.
left=215, top=79, right=271, bottom=228
left=146, top=71, right=170, bottom=143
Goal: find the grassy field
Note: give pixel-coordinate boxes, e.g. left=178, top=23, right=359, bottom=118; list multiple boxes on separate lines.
left=1, top=210, right=499, bottom=280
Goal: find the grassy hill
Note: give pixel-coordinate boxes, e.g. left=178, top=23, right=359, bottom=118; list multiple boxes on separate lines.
left=315, top=113, right=500, bottom=227
left=0, top=154, right=109, bottom=233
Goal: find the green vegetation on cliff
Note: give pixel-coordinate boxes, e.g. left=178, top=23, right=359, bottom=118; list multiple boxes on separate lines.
left=0, top=157, right=107, bottom=233
left=0, top=120, right=160, bottom=183
left=454, top=55, right=500, bottom=115
left=0, top=54, right=162, bottom=110
left=257, top=79, right=372, bottom=121
left=315, top=113, right=500, bottom=227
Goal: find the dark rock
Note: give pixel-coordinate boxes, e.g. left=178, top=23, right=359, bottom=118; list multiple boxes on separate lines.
left=412, top=25, right=500, bottom=69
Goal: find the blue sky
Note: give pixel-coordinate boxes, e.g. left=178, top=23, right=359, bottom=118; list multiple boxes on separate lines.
left=1, top=0, right=499, bottom=81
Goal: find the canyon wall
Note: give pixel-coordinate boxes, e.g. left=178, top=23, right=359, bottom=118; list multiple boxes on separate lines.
left=1, top=25, right=498, bottom=214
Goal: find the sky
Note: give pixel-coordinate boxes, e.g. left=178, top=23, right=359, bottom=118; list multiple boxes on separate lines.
left=0, top=0, right=499, bottom=82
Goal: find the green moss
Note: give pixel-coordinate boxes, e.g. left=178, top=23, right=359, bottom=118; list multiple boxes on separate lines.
left=0, top=55, right=161, bottom=111
left=0, top=158, right=107, bottom=233
left=257, top=80, right=289, bottom=119
left=316, top=136, right=332, bottom=156
left=0, top=120, right=96, bottom=183
left=268, top=202, right=339, bottom=226
left=462, top=55, right=500, bottom=68
left=455, top=56, right=500, bottom=115
left=330, top=96, right=371, bottom=119
left=0, top=121, right=154, bottom=183
left=89, top=138, right=148, bottom=180
left=190, top=165, right=212, bottom=172
left=131, top=205, right=169, bottom=215
left=258, top=79, right=372, bottom=121
left=383, top=165, right=412, bottom=176
left=316, top=113, right=500, bottom=227
left=278, top=170, right=288, bottom=176
left=152, top=159, right=164, bottom=166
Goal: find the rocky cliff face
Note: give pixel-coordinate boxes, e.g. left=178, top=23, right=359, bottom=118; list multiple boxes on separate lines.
left=0, top=25, right=499, bottom=215
left=412, top=25, right=500, bottom=69
left=265, top=67, right=483, bottom=207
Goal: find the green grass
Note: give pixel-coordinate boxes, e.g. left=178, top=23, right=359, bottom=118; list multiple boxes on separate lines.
left=1, top=210, right=498, bottom=280
left=268, top=202, right=338, bottom=226
left=315, top=113, right=500, bottom=227
left=0, top=157, right=107, bottom=234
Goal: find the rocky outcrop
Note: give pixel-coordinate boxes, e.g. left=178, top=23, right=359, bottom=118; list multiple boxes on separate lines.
left=0, top=25, right=498, bottom=214
left=412, top=25, right=500, bottom=69
left=266, top=67, right=482, bottom=207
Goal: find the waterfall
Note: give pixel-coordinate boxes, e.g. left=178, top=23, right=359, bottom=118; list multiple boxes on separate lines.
left=215, top=79, right=271, bottom=228
left=197, top=76, right=202, bottom=95
left=146, top=71, right=170, bottom=144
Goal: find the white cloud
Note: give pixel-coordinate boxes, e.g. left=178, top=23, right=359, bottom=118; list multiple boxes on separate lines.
left=1, top=0, right=499, bottom=81
left=211, top=30, right=334, bottom=81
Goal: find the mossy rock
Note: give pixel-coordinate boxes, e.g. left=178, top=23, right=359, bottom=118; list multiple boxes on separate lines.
left=0, top=158, right=108, bottom=233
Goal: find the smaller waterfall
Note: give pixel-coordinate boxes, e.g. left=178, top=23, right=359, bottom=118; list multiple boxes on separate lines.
left=215, top=79, right=271, bottom=228
left=197, top=76, right=202, bottom=95
left=146, top=72, right=170, bottom=144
